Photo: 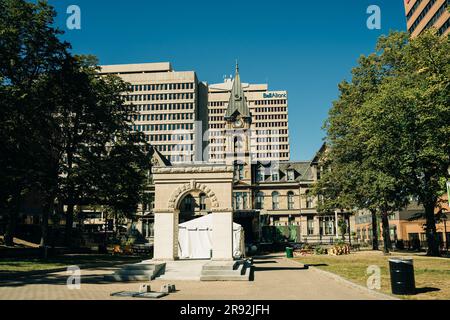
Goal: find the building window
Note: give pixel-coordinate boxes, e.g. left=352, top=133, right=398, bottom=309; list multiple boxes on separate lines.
left=307, top=217, right=314, bottom=235
left=272, top=191, right=280, bottom=210
left=234, top=192, right=247, bottom=210
left=287, top=191, right=295, bottom=210
left=320, top=216, right=335, bottom=235
left=305, top=190, right=313, bottom=208
left=271, top=170, right=279, bottom=182
left=287, top=169, right=295, bottom=181
left=234, top=163, right=244, bottom=180
left=181, top=195, right=194, bottom=212
left=199, top=193, right=206, bottom=211
left=256, top=167, right=265, bottom=182
left=255, top=192, right=264, bottom=209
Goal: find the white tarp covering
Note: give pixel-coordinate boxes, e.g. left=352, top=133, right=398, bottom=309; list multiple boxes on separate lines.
left=177, top=214, right=245, bottom=259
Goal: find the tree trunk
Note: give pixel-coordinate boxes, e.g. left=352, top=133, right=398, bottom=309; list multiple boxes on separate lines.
left=371, top=210, right=379, bottom=251
left=65, top=202, right=74, bottom=247
left=424, top=201, right=440, bottom=257
left=381, top=211, right=391, bottom=254
left=4, top=193, right=21, bottom=247
left=40, top=193, right=54, bottom=249
left=4, top=208, right=17, bottom=247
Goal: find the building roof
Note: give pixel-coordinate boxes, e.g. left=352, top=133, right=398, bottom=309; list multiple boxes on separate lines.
left=224, top=62, right=251, bottom=120
left=256, top=161, right=314, bottom=183
left=99, top=62, right=173, bottom=74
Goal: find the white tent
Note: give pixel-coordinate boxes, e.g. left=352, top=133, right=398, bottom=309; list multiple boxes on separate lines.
left=177, top=214, right=245, bottom=259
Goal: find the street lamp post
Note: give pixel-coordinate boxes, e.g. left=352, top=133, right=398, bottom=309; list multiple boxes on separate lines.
left=334, top=210, right=339, bottom=240
left=443, top=213, right=448, bottom=255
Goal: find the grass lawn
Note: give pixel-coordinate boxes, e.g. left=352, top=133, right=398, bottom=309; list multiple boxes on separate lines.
left=0, top=254, right=143, bottom=273
left=293, top=250, right=450, bottom=300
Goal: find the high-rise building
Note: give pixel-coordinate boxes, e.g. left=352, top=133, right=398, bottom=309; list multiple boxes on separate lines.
left=208, top=65, right=290, bottom=163
left=404, top=0, right=450, bottom=37
left=101, top=62, right=290, bottom=165
left=100, top=62, right=208, bottom=164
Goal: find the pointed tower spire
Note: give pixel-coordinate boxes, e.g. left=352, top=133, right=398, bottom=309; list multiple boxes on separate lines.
left=224, top=62, right=250, bottom=120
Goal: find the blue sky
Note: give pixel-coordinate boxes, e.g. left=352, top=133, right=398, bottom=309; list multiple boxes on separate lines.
left=47, top=0, right=407, bottom=161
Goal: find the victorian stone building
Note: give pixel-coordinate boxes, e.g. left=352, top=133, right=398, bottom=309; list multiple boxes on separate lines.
left=135, top=64, right=345, bottom=248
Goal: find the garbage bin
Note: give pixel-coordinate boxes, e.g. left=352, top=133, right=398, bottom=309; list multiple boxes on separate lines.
left=285, top=247, right=294, bottom=258
left=389, top=257, right=415, bottom=295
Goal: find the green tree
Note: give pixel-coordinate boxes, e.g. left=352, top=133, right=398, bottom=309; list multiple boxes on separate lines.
left=0, top=0, right=68, bottom=246
left=316, top=30, right=449, bottom=257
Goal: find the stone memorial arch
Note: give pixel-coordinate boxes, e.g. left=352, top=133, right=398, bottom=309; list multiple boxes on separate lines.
left=152, top=164, right=235, bottom=261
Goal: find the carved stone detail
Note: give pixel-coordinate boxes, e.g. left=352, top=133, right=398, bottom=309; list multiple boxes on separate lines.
left=168, top=182, right=220, bottom=209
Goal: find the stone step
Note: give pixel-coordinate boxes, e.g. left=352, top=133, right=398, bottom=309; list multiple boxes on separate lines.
left=158, top=275, right=201, bottom=281
left=121, top=263, right=158, bottom=271
left=104, top=262, right=165, bottom=282
left=200, top=261, right=252, bottom=281
left=115, top=269, right=156, bottom=276
left=104, top=274, right=154, bottom=282
left=202, top=261, right=240, bottom=271
left=201, top=269, right=244, bottom=276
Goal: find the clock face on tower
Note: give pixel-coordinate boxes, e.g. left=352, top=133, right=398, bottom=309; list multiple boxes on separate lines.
left=233, top=118, right=243, bottom=128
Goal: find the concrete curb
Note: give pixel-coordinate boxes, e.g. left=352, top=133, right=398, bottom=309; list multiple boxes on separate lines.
left=287, top=258, right=399, bottom=300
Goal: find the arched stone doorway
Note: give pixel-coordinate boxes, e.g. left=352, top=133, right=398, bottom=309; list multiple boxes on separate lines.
left=178, top=191, right=212, bottom=223
left=152, top=165, right=234, bottom=261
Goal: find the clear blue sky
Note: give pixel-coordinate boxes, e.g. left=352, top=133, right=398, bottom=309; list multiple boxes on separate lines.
left=47, top=0, right=407, bottom=161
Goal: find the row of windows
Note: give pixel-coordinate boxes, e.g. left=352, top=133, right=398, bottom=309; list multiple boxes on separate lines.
left=408, top=0, right=438, bottom=33
left=256, top=129, right=288, bottom=135
left=210, top=123, right=225, bottom=129
left=209, top=147, right=225, bottom=152
left=132, top=123, right=193, bottom=132
left=255, top=122, right=288, bottom=128
left=407, top=0, right=423, bottom=21
left=209, top=101, right=226, bottom=107
left=256, top=168, right=295, bottom=182
left=131, top=103, right=194, bottom=112
left=256, top=137, right=288, bottom=143
left=439, top=17, right=450, bottom=34
left=424, top=1, right=450, bottom=31
left=170, top=155, right=194, bottom=163
left=257, top=152, right=289, bottom=158
left=130, top=83, right=194, bottom=92
left=144, top=133, right=193, bottom=142
left=255, top=107, right=287, bottom=113
left=209, top=99, right=287, bottom=107
left=209, top=116, right=226, bottom=122
left=255, top=114, right=287, bottom=120
left=131, top=113, right=194, bottom=122
left=209, top=108, right=226, bottom=114
left=254, top=191, right=297, bottom=210
left=126, top=93, right=194, bottom=102
left=209, top=138, right=226, bottom=144
left=254, top=99, right=287, bottom=105
left=256, top=145, right=289, bottom=151
left=148, top=144, right=194, bottom=152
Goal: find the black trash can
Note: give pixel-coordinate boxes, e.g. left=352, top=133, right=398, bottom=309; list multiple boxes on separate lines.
left=389, top=258, right=415, bottom=295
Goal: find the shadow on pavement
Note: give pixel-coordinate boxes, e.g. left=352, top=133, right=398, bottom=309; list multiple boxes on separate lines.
left=415, top=287, right=440, bottom=294
left=252, top=260, right=277, bottom=264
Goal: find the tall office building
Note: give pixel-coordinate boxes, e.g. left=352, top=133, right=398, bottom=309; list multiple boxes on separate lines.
left=100, top=62, right=208, bottom=164
left=208, top=66, right=290, bottom=163
left=101, top=62, right=290, bottom=164
left=404, top=0, right=450, bottom=37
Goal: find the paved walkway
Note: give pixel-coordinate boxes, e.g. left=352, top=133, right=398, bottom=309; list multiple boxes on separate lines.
left=0, top=253, right=392, bottom=300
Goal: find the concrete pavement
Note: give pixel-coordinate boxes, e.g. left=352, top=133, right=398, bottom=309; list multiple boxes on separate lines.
left=0, top=253, right=393, bottom=300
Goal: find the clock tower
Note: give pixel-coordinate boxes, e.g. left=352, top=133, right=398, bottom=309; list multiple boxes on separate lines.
left=224, top=62, right=252, bottom=184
